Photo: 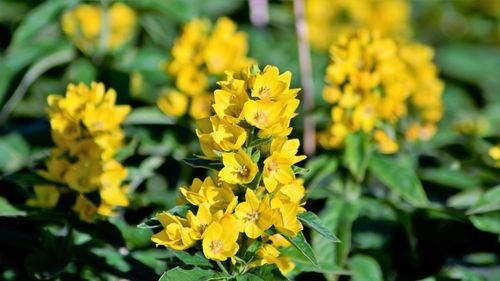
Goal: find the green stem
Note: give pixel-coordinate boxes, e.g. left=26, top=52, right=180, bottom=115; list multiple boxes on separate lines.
left=0, top=48, right=75, bottom=125
left=216, top=260, right=229, bottom=275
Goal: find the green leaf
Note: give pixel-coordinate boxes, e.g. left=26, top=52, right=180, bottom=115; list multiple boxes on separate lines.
left=124, top=106, right=176, bottom=125
left=470, top=212, right=500, bottom=234
left=298, top=211, right=340, bottom=242
left=343, top=131, right=370, bottom=181
left=184, top=158, right=223, bottom=170
left=236, top=273, right=265, bottom=281
left=159, top=267, right=218, bottom=281
left=247, top=264, right=288, bottom=281
left=0, top=133, right=30, bottom=173
left=420, top=168, right=480, bottom=190
left=171, top=250, right=213, bottom=268
left=247, top=137, right=272, bottom=148
left=0, top=197, right=26, bottom=217
left=467, top=186, right=500, bottom=215
left=137, top=218, right=162, bottom=230
left=368, top=154, right=428, bottom=207
left=292, top=166, right=310, bottom=175
left=168, top=204, right=191, bottom=217
left=284, top=232, right=318, bottom=267
left=348, top=255, right=383, bottom=281
left=66, top=58, right=97, bottom=85
left=10, top=0, right=76, bottom=48
left=251, top=150, right=261, bottom=163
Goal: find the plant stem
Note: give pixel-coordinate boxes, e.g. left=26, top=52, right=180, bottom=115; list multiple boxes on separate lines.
left=249, top=0, right=269, bottom=27
left=216, top=260, right=230, bottom=275
left=293, top=0, right=316, bottom=156
left=0, top=48, right=75, bottom=125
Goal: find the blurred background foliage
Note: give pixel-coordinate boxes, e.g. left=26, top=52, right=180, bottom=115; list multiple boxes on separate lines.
left=0, top=0, right=499, bottom=280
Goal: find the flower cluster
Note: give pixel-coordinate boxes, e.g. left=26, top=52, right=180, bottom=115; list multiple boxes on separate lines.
left=61, top=3, right=137, bottom=54
left=318, top=30, right=444, bottom=154
left=158, top=17, right=253, bottom=119
left=27, top=82, right=131, bottom=222
left=306, top=0, right=410, bottom=50
left=152, top=65, right=306, bottom=274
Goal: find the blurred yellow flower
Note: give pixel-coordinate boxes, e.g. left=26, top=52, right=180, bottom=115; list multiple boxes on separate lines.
left=160, top=17, right=253, bottom=119
left=320, top=30, right=444, bottom=153
left=306, top=0, right=410, bottom=50
left=157, top=89, right=189, bottom=117
left=29, top=82, right=130, bottom=221
left=61, top=2, right=136, bottom=54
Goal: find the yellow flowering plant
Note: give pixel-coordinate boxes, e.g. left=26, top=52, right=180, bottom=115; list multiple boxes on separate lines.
left=61, top=2, right=137, bottom=55
left=157, top=17, right=254, bottom=120
left=27, top=82, right=131, bottom=222
left=145, top=65, right=338, bottom=279
left=318, top=29, right=444, bottom=157
left=305, top=0, right=410, bottom=51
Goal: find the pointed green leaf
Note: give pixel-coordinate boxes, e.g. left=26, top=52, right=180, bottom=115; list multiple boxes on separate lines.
left=468, top=186, right=500, bottom=215
left=298, top=212, right=340, bottom=242
left=159, top=267, right=219, bottom=281
left=183, top=158, right=223, bottom=170
left=0, top=197, right=26, bottom=217
left=284, top=232, right=318, bottom=267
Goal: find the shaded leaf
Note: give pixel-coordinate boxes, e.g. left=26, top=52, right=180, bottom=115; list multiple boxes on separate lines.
left=284, top=232, right=318, bottom=267
left=348, top=255, right=383, bottom=281
left=369, top=154, right=428, bottom=207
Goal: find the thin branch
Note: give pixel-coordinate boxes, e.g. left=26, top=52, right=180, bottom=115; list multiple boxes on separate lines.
left=0, top=48, right=76, bottom=125
left=293, top=0, right=316, bottom=156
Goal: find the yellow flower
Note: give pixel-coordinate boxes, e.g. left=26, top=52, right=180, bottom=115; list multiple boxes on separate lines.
left=204, top=17, right=253, bottom=75
left=242, top=100, right=284, bottom=129
left=219, top=150, right=258, bottom=184
left=178, top=176, right=237, bottom=213
left=213, top=79, right=249, bottom=122
left=186, top=203, right=214, bottom=237
left=189, top=93, right=214, bottom=119
left=202, top=217, right=240, bottom=261
left=157, top=90, right=189, bottom=117
left=320, top=29, right=443, bottom=153
left=152, top=212, right=198, bottom=250
left=488, top=144, right=500, bottom=167
left=61, top=3, right=136, bottom=53
left=176, top=65, right=208, bottom=96
left=36, top=81, right=130, bottom=220
left=27, top=185, right=60, bottom=208
left=250, top=65, right=298, bottom=101
left=263, top=138, right=306, bottom=192
left=73, top=195, right=98, bottom=223
left=250, top=244, right=295, bottom=275
left=374, top=130, right=399, bottom=154
left=306, top=0, right=410, bottom=50
left=197, top=116, right=247, bottom=157
left=272, top=200, right=303, bottom=237
left=234, top=189, right=274, bottom=238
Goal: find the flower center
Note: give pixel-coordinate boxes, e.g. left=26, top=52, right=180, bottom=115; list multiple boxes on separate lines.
left=209, top=240, right=223, bottom=254
left=236, top=165, right=249, bottom=178
left=258, top=86, right=271, bottom=98
left=245, top=210, right=259, bottom=223
left=253, top=111, right=268, bottom=125
left=267, top=159, right=279, bottom=173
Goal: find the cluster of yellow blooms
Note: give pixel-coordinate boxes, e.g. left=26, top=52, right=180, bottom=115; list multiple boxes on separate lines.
left=61, top=2, right=137, bottom=54
left=28, top=82, right=131, bottom=222
left=318, top=30, right=444, bottom=154
left=152, top=65, right=306, bottom=274
left=158, top=17, right=254, bottom=119
left=306, top=0, right=410, bottom=50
